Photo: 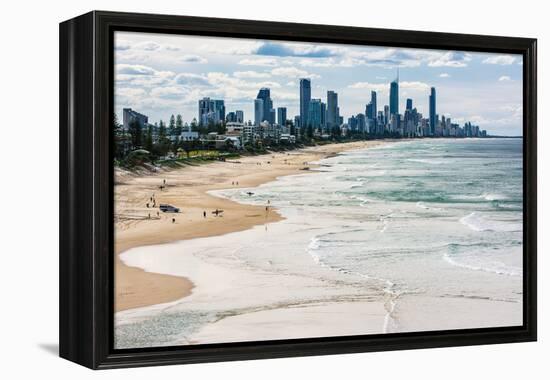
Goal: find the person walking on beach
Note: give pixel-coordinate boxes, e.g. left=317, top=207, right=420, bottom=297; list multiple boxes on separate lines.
left=157, top=211, right=160, bottom=218
left=172, top=218, right=175, bottom=223
left=146, top=202, right=149, bottom=208
left=203, top=211, right=207, bottom=218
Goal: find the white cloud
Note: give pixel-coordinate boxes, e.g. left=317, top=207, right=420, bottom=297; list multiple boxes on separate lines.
left=347, top=82, right=390, bottom=92
left=134, top=41, right=162, bottom=51
left=115, top=39, right=131, bottom=51
left=180, top=55, right=208, bottom=64
left=164, top=45, right=180, bottom=51
left=483, top=55, right=516, bottom=65
left=498, top=75, right=512, bottom=81
left=233, top=71, right=271, bottom=79
left=400, top=81, right=431, bottom=90
left=439, top=73, right=450, bottom=78
left=270, top=67, right=320, bottom=79
left=347, top=80, right=429, bottom=92
left=116, top=64, right=176, bottom=87
left=499, top=104, right=523, bottom=118
left=150, top=86, right=188, bottom=99
left=238, top=58, right=279, bottom=67
left=116, top=87, right=147, bottom=98
left=428, top=51, right=472, bottom=67
left=116, top=64, right=156, bottom=76
left=175, top=73, right=211, bottom=87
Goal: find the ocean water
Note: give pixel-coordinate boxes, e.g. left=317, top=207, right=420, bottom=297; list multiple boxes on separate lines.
left=116, top=138, right=523, bottom=348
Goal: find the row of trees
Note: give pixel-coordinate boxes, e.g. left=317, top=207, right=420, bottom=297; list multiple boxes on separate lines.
left=114, top=114, right=232, bottom=164
left=113, top=111, right=385, bottom=166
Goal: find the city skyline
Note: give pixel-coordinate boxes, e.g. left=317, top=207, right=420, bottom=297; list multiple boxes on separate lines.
left=115, top=32, right=523, bottom=136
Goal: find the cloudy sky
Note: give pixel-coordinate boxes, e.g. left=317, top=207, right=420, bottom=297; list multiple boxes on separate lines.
left=115, top=31, right=523, bottom=136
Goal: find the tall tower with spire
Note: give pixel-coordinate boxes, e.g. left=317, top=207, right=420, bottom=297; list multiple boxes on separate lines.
left=389, top=69, right=399, bottom=116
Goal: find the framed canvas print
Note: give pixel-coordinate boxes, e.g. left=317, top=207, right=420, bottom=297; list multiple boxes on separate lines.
left=59, top=11, right=537, bottom=369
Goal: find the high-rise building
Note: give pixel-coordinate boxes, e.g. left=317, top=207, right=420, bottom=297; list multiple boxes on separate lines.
left=226, top=112, right=236, bottom=123
left=348, top=115, right=358, bottom=131
left=300, top=79, right=311, bottom=128
left=406, top=98, right=413, bottom=111
left=390, top=76, right=399, bottom=116
left=256, top=88, right=274, bottom=124
left=294, top=115, right=301, bottom=130
left=277, top=107, right=287, bottom=126
left=429, top=87, right=436, bottom=136
left=320, top=101, right=326, bottom=130
left=370, top=91, right=377, bottom=122
left=366, top=103, right=373, bottom=120
left=235, top=110, right=244, bottom=123
left=254, top=99, right=264, bottom=126
left=307, top=99, right=323, bottom=130
left=123, top=108, right=148, bottom=130
left=198, top=97, right=225, bottom=126
left=327, top=90, right=339, bottom=128
left=384, top=105, right=389, bottom=125
left=214, top=99, right=225, bottom=122
left=356, top=113, right=366, bottom=133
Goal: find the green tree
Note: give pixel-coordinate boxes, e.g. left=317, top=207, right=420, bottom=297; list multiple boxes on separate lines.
left=144, top=125, right=153, bottom=153
left=169, top=114, right=176, bottom=136
left=155, top=120, right=170, bottom=157
left=306, top=125, right=314, bottom=139
left=128, top=119, right=142, bottom=150
left=176, top=114, right=183, bottom=135
left=113, top=113, right=124, bottom=160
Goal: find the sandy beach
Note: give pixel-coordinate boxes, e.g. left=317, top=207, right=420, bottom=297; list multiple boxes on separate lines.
left=115, top=140, right=385, bottom=312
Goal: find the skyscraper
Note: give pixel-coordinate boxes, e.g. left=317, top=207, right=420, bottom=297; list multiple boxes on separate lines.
left=320, top=101, right=326, bottom=130
left=235, top=110, right=244, bottom=123
left=277, top=107, right=287, bottom=126
left=123, top=108, right=148, bottom=130
left=370, top=91, right=377, bottom=123
left=429, top=87, right=436, bottom=136
left=406, top=98, right=413, bottom=111
left=256, top=88, right=274, bottom=124
left=327, top=90, right=338, bottom=128
left=307, top=99, right=323, bottom=130
left=254, top=99, right=264, bottom=126
left=300, top=79, right=311, bottom=128
left=198, top=97, right=214, bottom=126
left=198, top=97, right=224, bottom=126
left=390, top=73, right=399, bottom=116
left=214, top=99, right=225, bottom=122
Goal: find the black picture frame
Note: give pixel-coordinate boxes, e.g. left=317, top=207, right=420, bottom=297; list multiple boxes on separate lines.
left=59, top=10, right=537, bottom=369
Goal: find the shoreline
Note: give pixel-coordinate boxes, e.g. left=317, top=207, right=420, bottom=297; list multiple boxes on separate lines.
left=115, top=137, right=522, bottom=347
left=115, top=140, right=388, bottom=312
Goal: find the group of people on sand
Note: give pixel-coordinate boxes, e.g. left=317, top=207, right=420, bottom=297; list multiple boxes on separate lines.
left=159, top=178, right=167, bottom=191
left=146, top=193, right=157, bottom=209
left=141, top=178, right=273, bottom=225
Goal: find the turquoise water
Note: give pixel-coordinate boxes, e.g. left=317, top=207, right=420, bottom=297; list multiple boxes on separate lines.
left=116, top=138, right=523, bottom=348
left=224, top=138, right=523, bottom=303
